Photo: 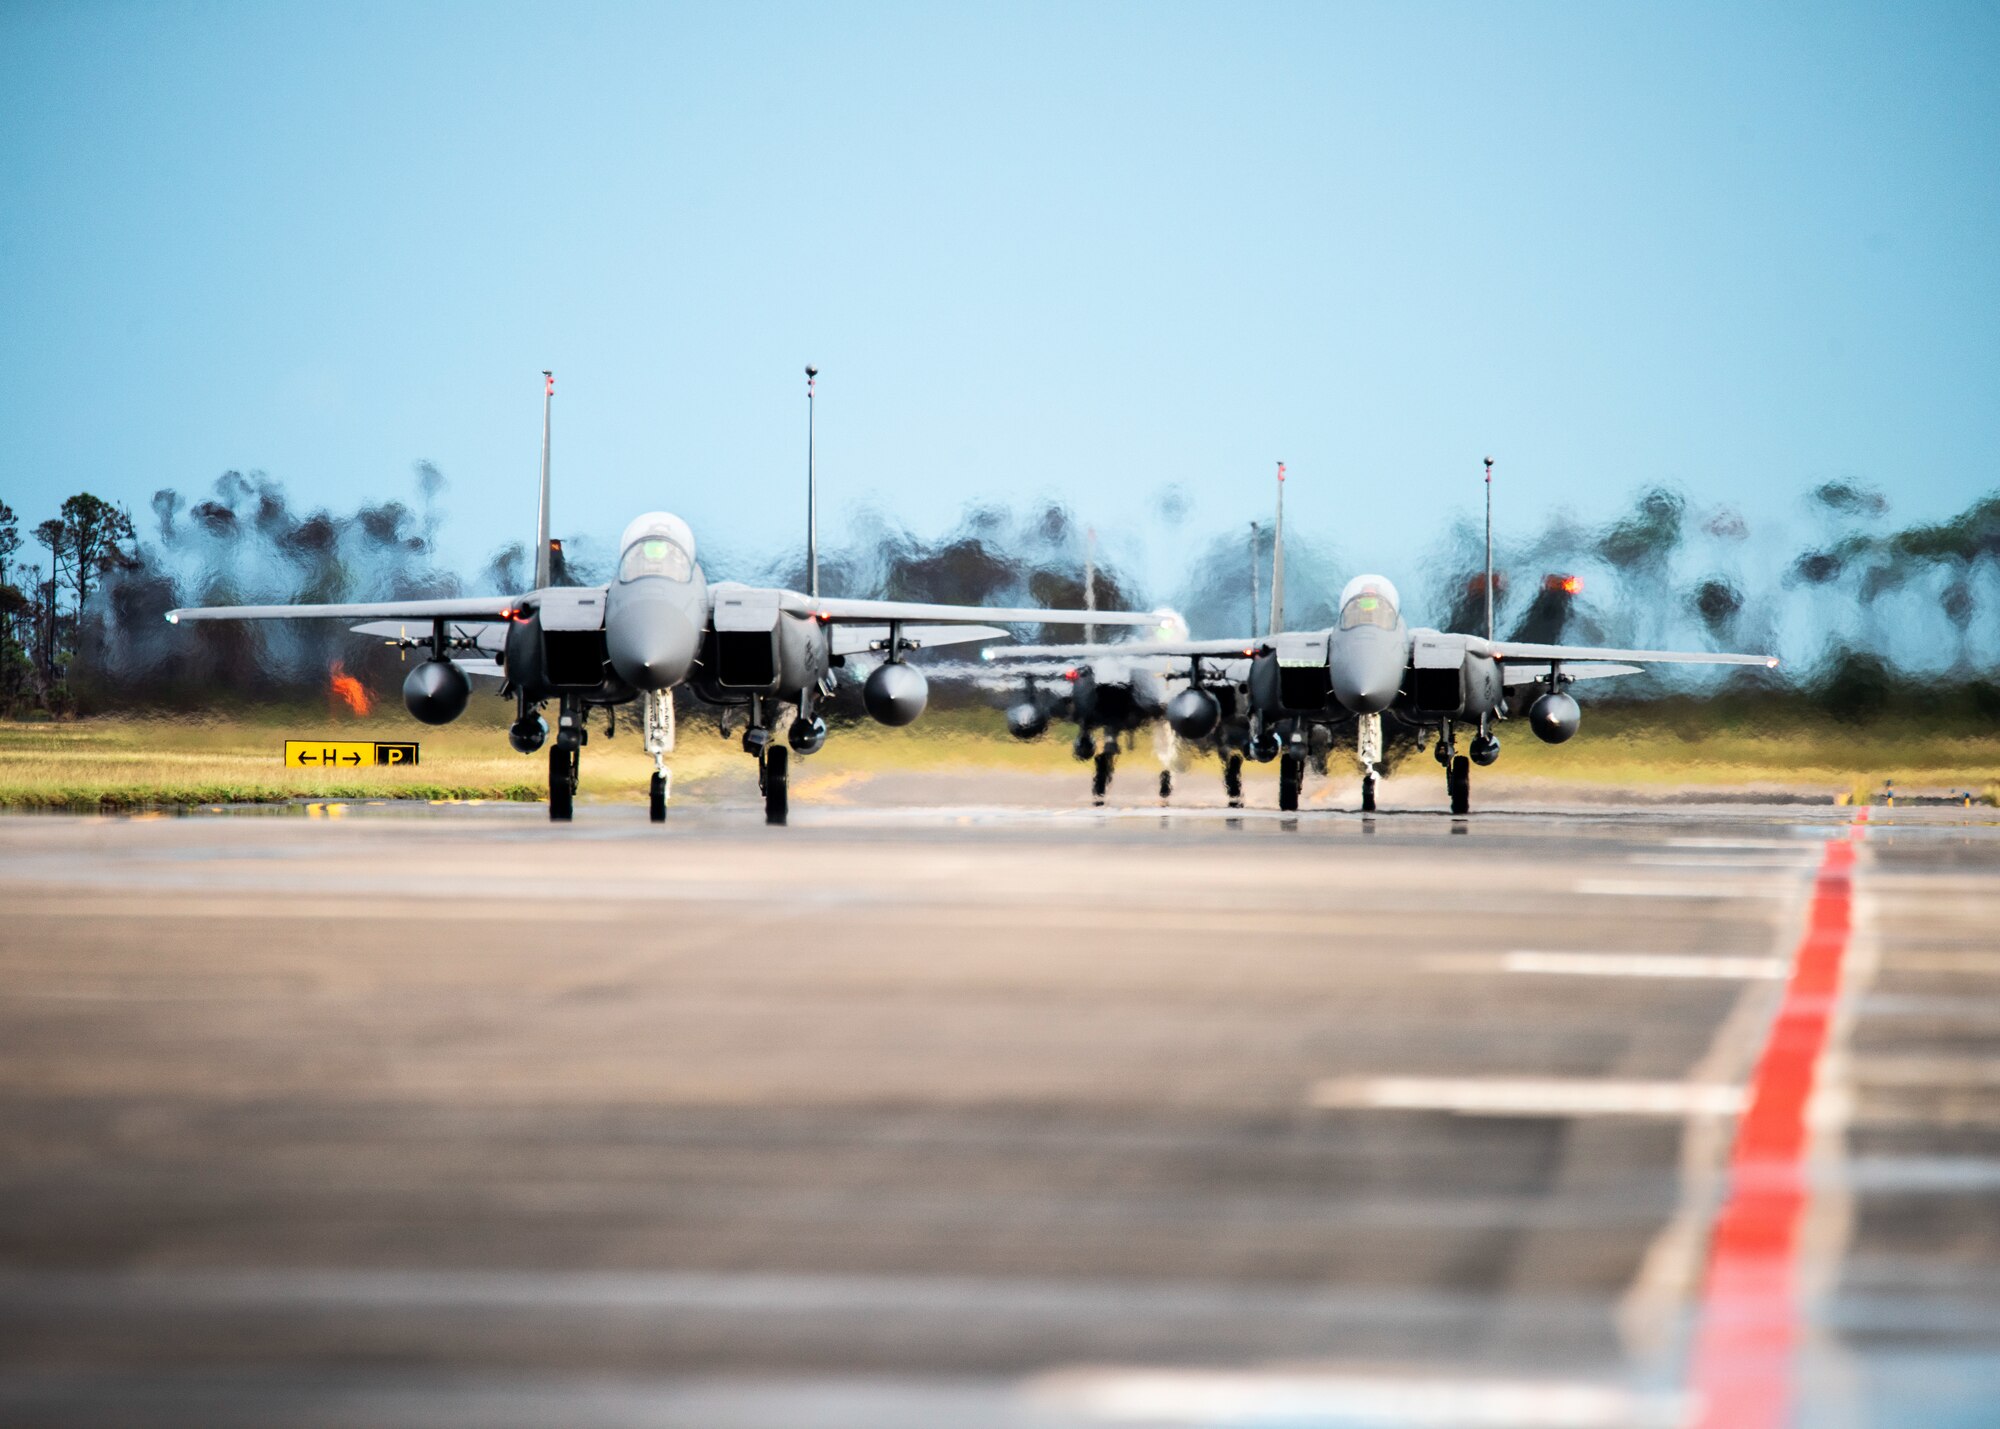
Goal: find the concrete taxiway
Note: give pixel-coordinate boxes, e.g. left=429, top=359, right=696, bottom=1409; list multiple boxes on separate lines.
left=0, top=800, right=1995, bottom=1426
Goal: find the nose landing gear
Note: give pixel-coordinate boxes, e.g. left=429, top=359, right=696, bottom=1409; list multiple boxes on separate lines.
left=642, top=688, right=675, bottom=824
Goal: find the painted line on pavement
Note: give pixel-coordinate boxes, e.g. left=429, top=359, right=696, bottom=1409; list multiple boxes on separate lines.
left=1028, top=1367, right=1685, bottom=1427
left=1310, top=1076, right=1746, bottom=1118
left=1686, top=810, right=1867, bottom=1429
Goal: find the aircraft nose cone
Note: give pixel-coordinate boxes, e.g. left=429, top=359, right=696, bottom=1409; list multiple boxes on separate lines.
left=607, top=603, right=700, bottom=691
left=1329, top=632, right=1403, bottom=713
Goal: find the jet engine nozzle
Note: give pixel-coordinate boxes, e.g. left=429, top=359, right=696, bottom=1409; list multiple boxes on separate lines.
left=403, top=658, right=471, bottom=725
left=508, top=714, right=549, bottom=754
left=1166, top=687, right=1220, bottom=739
left=1528, top=691, right=1581, bottom=744
left=788, top=716, right=828, bottom=755
left=1470, top=732, right=1501, bottom=766
left=863, top=662, right=928, bottom=726
left=1005, top=701, right=1050, bottom=740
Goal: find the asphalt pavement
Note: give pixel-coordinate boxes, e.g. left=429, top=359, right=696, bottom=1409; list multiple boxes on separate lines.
left=0, top=798, right=1995, bottom=1427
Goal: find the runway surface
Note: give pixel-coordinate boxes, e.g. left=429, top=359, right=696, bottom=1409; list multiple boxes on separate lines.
left=0, top=799, right=1996, bottom=1426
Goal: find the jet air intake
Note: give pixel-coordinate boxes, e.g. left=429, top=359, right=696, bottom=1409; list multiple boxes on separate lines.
left=403, top=659, right=470, bottom=725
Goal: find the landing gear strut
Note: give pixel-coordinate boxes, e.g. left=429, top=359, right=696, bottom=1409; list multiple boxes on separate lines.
left=1278, top=751, right=1304, bottom=812
left=642, top=688, right=674, bottom=824
left=1437, top=720, right=1470, bottom=815
left=1224, top=753, right=1244, bottom=807
left=1092, top=745, right=1117, bottom=804
left=548, top=696, right=584, bottom=822
left=1357, top=711, right=1382, bottom=814
left=761, top=745, right=789, bottom=825
left=1158, top=769, right=1173, bottom=802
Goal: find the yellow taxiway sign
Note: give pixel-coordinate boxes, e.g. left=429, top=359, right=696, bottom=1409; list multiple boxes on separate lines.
left=283, top=740, right=420, bottom=768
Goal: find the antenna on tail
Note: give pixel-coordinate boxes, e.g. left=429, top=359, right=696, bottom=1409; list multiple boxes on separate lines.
left=1269, top=462, right=1286, bottom=636
left=1483, top=456, right=1494, bottom=643
left=534, top=371, right=554, bottom=589
left=805, top=364, right=820, bottom=599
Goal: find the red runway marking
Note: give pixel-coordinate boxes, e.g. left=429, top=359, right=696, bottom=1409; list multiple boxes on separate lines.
left=1688, top=811, right=1867, bottom=1429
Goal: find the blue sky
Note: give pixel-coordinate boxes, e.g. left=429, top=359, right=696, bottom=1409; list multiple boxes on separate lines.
left=4, top=1, right=1997, bottom=599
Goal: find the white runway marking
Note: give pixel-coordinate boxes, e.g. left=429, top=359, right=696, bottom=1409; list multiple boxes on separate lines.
left=1310, top=1076, right=1747, bottom=1118
left=1573, top=879, right=1786, bottom=899
left=1029, top=1367, right=1684, bottom=1427
left=1496, top=951, right=1787, bottom=980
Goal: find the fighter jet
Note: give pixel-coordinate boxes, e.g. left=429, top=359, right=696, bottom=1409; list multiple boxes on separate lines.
left=958, top=612, right=1258, bottom=804
left=986, top=461, right=1779, bottom=813
left=164, top=370, right=1156, bottom=824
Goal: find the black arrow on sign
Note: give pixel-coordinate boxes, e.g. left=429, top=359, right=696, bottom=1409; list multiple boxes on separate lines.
left=299, top=752, right=318, bottom=764
left=343, top=751, right=361, bottom=765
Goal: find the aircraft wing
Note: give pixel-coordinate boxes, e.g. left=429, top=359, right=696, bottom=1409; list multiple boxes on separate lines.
left=779, top=592, right=1159, bottom=628
left=349, top=619, right=510, bottom=651
left=1501, top=661, right=1642, bottom=687
left=1491, top=641, right=1779, bottom=669
left=983, top=636, right=1265, bottom=661
left=166, top=595, right=525, bottom=624
left=829, top=624, right=1009, bottom=657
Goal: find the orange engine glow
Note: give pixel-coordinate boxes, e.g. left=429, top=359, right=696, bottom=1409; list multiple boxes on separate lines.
left=1543, top=573, right=1584, bottom=596
left=329, top=660, right=374, bottom=716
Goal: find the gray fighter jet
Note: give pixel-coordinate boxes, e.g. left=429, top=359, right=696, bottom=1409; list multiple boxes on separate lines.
left=950, top=611, right=1258, bottom=804
left=987, top=462, right=1778, bottom=813
left=165, top=370, right=1155, bottom=823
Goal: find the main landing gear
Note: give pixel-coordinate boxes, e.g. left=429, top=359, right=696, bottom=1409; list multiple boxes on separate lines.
left=548, top=696, right=584, bottom=822
left=1435, top=720, right=1471, bottom=815
left=1278, top=751, right=1305, bottom=812
left=1092, top=745, right=1117, bottom=805
left=760, top=745, right=789, bottom=825
left=1224, top=753, right=1244, bottom=808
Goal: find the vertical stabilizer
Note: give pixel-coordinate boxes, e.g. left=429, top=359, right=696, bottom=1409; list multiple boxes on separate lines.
left=1269, top=462, right=1286, bottom=635
left=534, top=371, right=554, bottom=590
left=806, top=365, right=820, bottom=599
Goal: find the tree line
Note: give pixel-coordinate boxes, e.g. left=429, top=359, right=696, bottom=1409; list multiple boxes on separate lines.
left=0, top=494, right=138, bottom=715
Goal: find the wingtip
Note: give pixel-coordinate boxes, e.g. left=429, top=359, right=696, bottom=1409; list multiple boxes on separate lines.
left=164, top=611, right=180, bottom=625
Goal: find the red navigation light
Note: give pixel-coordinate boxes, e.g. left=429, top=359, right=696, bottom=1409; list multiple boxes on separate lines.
left=1543, top=573, right=1583, bottom=596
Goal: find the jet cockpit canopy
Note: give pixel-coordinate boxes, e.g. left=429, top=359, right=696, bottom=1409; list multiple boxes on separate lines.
left=1337, top=574, right=1401, bottom=631
left=617, top=512, right=697, bottom=583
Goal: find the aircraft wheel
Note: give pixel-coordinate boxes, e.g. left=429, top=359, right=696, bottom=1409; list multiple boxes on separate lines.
left=549, top=745, right=575, bottom=822
left=1449, top=755, right=1471, bottom=815
left=649, top=772, right=667, bottom=824
left=1361, top=775, right=1377, bottom=813
left=1091, top=750, right=1115, bottom=804
left=1224, top=754, right=1244, bottom=806
left=764, top=747, right=789, bottom=826
left=1278, top=752, right=1303, bottom=812
left=1158, top=770, right=1172, bottom=801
